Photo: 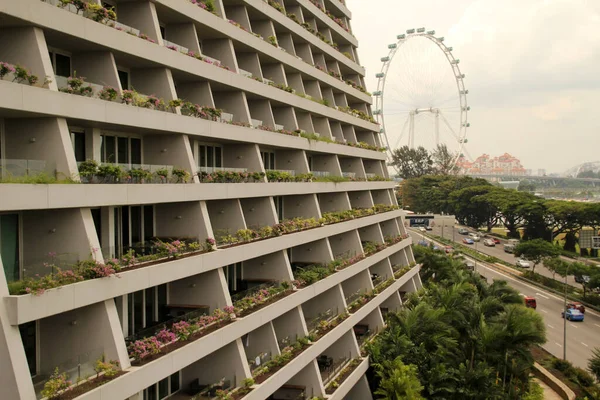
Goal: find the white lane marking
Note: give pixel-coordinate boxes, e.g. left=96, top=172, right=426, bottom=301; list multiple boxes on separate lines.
left=418, top=233, right=600, bottom=318
left=569, top=324, right=578, bottom=329
left=555, top=342, right=562, bottom=348
left=536, top=292, right=549, bottom=300
left=541, top=309, right=548, bottom=314
left=595, top=324, right=600, bottom=328
left=547, top=324, right=555, bottom=329
left=582, top=342, right=589, bottom=347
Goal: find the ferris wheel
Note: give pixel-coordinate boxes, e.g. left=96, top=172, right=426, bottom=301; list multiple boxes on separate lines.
left=373, top=28, right=470, bottom=169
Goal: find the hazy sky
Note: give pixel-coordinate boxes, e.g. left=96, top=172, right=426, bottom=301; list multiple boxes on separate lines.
left=346, top=0, right=600, bottom=173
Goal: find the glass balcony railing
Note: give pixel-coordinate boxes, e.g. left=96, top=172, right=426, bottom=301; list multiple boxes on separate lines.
left=365, top=173, right=376, bottom=179
left=311, top=171, right=330, bottom=178
left=33, top=347, right=105, bottom=399
left=266, top=169, right=296, bottom=176
left=319, top=353, right=352, bottom=385
left=342, top=172, right=356, bottom=179
left=163, top=39, right=188, bottom=54
left=56, top=75, right=105, bottom=96
left=248, top=351, right=272, bottom=372
left=0, top=159, right=55, bottom=181
left=77, top=162, right=191, bottom=184
left=305, top=308, right=339, bottom=333
left=197, top=166, right=248, bottom=174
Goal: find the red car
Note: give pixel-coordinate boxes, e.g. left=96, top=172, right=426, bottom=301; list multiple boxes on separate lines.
left=567, top=302, right=585, bottom=314
left=444, top=246, right=453, bottom=254
left=492, top=238, right=501, bottom=244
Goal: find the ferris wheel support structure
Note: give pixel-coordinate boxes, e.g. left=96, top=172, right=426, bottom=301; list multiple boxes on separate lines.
left=372, top=29, right=470, bottom=169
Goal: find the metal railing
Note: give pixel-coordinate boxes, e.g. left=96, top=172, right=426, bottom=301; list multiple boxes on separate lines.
left=248, top=351, right=272, bottom=371
left=357, top=326, right=379, bottom=347
left=230, top=281, right=280, bottom=305
left=306, top=308, right=339, bottom=333
left=197, top=166, right=248, bottom=174
left=163, top=39, right=188, bottom=54
left=190, top=376, right=236, bottom=399
left=33, top=347, right=105, bottom=399
left=311, top=171, right=330, bottom=177
left=77, top=163, right=180, bottom=183
left=320, top=353, right=351, bottom=385
left=0, top=159, right=54, bottom=180
left=266, top=169, right=296, bottom=176
left=56, top=75, right=105, bottom=96
left=365, top=173, right=377, bottom=179
left=345, top=289, right=365, bottom=306
left=20, top=252, right=82, bottom=280
left=124, top=306, right=210, bottom=345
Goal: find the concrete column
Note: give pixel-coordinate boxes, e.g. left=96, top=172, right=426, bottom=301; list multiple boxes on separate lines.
left=203, top=38, right=239, bottom=72
left=357, top=307, right=385, bottom=333
left=118, top=1, right=163, bottom=45
left=342, top=125, right=358, bottom=144
left=272, top=307, right=307, bottom=349
left=296, top=111, right=315, bottom=133
left=358, top=224, right=385, bottom=244
left=286, top=73, right=305, bottom=95
left=242, top=322, right=280, bottom=369
left=251, top=20, right=277, bottom=43
left=304, top=80, right=323, bottom=100
left=0, top=260, right=37, bottom=399
left=318, top=192, right=351, bottom=213
left=302, top=285, right=345, bottom=320
left=176, top=81, right=216, bottom=108
left=319, top=330, right=359, bottom=362
left=389, top=249, right=410, bottom=269
left=312, top=117, right=333, bottom=139
left=334, top=92, right=349, bottom=108
left=282, top=194, right=320, bottom=220
left=312, top=52, right=326, bottom=70
left=213, top=91, right=252, bottom=123
left=243, top=250, right=293, bottom=282
left=248, top=99, right=276, bottom=127
left=237, top=52, right=263, bottom=79
left=328, top=230, right=363, bottom=258
left=340, top=157, right=367, bottom=180
left=348, top=190, right=374, bottom=209
left=207, top=199, right=247, bottom=238
left=272, top=106, right=299, bottom=131
left=0, top=26, right=56, bottom=90
left=342, top=269, right=373, bottom=298
left=224, top=6, right=251, bottom=31
left=371, top=189, right=393, bottom=206
left=130, top=67, right=178, bottom=103
left=165, top=23, right=201, bottom=54
left=369, top=259, right=394, bottom=281
left=277, top=33, right=297, bottom=56
left=290, top=239, right=333, bottom=265
left=262, top=63, right=287, bottom=86
left=72, top=51, right=120, bottom=89
left=285, top=360, right=325, bottom=399
left=345, top=376, right=373, bottom=400
left=321, top=86, right=336, bottom=109
left=364, top=159, right=386, bottom=177
left=169, top=269, right=229, bottom=311
left=4, top=117, right=79, bottom=180
left=223, top=143, right=264, bottom=174
left=379, top=291, right=402, bottom=313
left=310, top=154, right=342, bottom=176
left=240, top=197, right=278, bottom=229
left=275, top=150, right=309, bottom=175
left=155, top=201, right=210, bottom=241
left=379, top=219, right=401, bottom=239
left=356, top=130, right=376, bottom=146
left=329, top=121, right=343, bottom=142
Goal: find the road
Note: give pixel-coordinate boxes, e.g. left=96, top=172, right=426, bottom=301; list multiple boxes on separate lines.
left=424, top=225, right=582, bottom=288
left=408, top=230, right=600, bottom=370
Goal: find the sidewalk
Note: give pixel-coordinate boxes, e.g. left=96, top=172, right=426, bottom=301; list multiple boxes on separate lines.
left=534, top=378, right=563, bottom=400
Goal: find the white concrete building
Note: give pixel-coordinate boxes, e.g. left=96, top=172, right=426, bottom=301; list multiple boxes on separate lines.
left=0, top=0, right=420, bottom=399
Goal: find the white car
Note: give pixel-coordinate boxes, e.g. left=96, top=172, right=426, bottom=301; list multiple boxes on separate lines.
left=468, top=233, right=481, bottom=242
left=419, top=227, right=427, bottom=232
left=516, top=259, right=531, bottom=268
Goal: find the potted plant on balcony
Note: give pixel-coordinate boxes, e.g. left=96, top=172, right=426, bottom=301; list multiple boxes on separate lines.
left=97, top=164, right=125, bottom=183
left=78, top=159, right=99, bottom=183
left=129, top=167, right=152, bottom=183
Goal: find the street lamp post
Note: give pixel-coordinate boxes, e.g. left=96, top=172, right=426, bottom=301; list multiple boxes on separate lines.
left=563, top=264, right=570, bottom=360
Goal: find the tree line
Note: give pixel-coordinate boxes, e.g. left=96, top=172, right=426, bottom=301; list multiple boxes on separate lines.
left=401, top=175, right=600, bottom=256
left=367, top=246, right=546, bottom=399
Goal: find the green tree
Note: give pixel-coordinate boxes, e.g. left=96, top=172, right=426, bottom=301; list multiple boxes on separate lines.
left=432, top=144, right=459, bottom=175
left=544, top=257, right=568, bottom=281
left=514, top=239, right=560, bottom=274
left=517, top=181, right=536, bottom=193
left=389, top=146, right=434, bottom=179
left=449, top=186, right=499, bottom=231
left=570, top=262, right=594, bottom=298
left=589, top=347, right=600, bottom=381
left=374, top=358, right=424, bottom=400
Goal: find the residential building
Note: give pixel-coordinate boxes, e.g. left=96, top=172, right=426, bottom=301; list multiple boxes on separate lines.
left=458, top=153, right=527, bottom=176
left=0, top=0, right=420, bottom=399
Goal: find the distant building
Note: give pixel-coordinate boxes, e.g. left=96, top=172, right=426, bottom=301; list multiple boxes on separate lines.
left=458, top=153, right=527, bottom=176
left=537, top=169, right=546, bottom=176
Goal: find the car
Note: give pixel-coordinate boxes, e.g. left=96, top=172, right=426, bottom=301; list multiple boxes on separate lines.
left=425, top=226, right=433, bottom=231
left=417, top=240, right=429, bottom=246
left=516, top=259, right=531, bottom=268
left=523, top=296, right=537, bottom=309
left=458, top=228, right=469, bottom=235
left=464, top=260, right=475, bottom=271
left=566, top=302, right=585, bottom=314
left=562, top=309, right=584, bottom=321
left=504, top=244, right=516, bottom=254
left=462, top=238, right=474, bottom=245
left=419, top=227, right=427, bottom=232
left=492, top=238, right=501, bottom=244
left=483, top=239, right=495, bottom=247
left=468, top=233, right=481, bottom=242
left=444, top=246, right=453, bottom=254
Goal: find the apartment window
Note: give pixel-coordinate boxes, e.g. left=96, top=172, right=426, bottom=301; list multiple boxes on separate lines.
left=0, top=213, right=20, bottom=282
left=48, top=50, right=71, bottom=77
left=91, top=208, right=102, bottom=247
left=224, top=263, right=242, bottom=294
left=19, top=321, right=37, bottom=377
left=195, top=142, right=222, bottom=169
left=70, top=130, right=86, bottom=162
left=159, top=25, right=166, bottom=39
left=114, top=205, right=154, bottom=256
left=307, top=156, right=313, bottom=170
left=100, top=134, right=142, bottom=165
left=274, top=196, right=284, bottom=221
left=261, top=151, right=276, bottom=169
left=143, top=372, right=181, bottom=400
left=127, top=284, right=168, bottom=336
left=117, top=69, right=130, bottom=90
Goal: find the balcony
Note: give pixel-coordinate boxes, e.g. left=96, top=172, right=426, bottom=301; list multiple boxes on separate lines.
left=78, top=162, right=191, bottom=184
left=163, top=39, right=189, bottom=54
left=0, top=159, right=58, bottom=183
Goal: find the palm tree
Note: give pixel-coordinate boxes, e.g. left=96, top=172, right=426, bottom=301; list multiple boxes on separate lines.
left=374, top=358, right=424, bottom=400
left=589, top=347, right=600, bottom=381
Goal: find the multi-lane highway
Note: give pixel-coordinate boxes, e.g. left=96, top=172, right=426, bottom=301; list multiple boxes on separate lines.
left=423, top=225, right=584, bottom=287
left=408, top=230, right=600, bottom=370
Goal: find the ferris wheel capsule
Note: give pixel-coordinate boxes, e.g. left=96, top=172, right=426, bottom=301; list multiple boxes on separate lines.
left=447, top=47, right=453, bottom=51
left=381, top=56, right=390, bottom=62
left=463, top=106, right=471, bottom=111
left=450, top=59, right=460, bottom=64
left=373, top=91, right=382, bottom=96
left=437, top=37, right=445, bottom=42
left=416, top=27, right=426, bottom=33
left=463, top=123, right=470, bottom=127
left=397, top=34, right=406, bottom=39
left=406, top=28, right=415, bottom=34
left=427, top=30, right=436, bottom=35
left=376, top=73, right=385, bottom=78
left=460, top=90, right=469, bottom=94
